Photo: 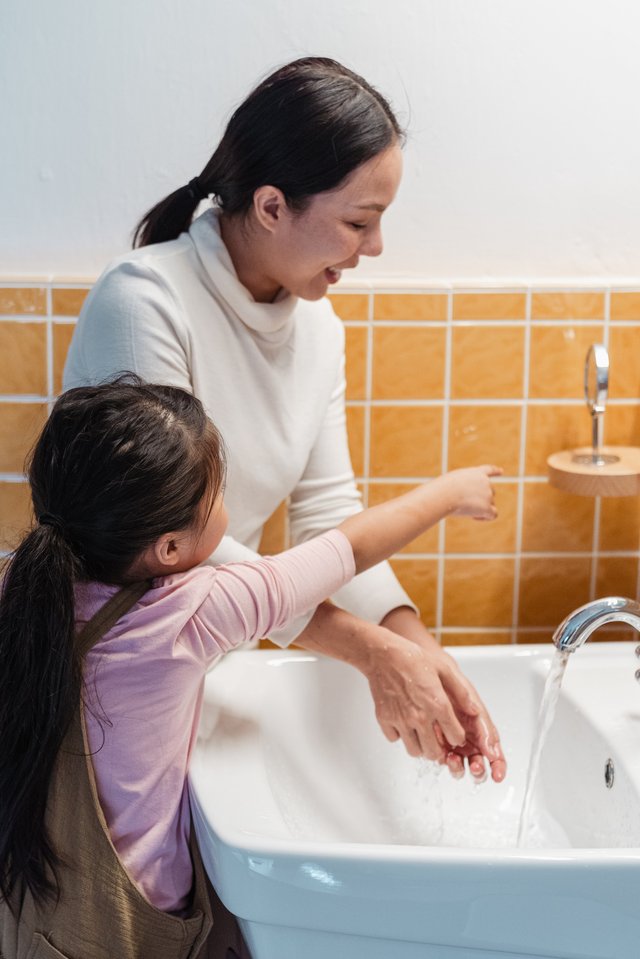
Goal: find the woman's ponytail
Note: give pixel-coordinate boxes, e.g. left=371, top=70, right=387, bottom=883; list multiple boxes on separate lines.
left=132, top=175, right=210, bottom=249
left=0, top=523, right=80, bottom=903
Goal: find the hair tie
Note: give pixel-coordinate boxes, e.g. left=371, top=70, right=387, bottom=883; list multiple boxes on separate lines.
left=186, top=176, right=208, bottom=201
left=39, top=512, right=64, bottom=533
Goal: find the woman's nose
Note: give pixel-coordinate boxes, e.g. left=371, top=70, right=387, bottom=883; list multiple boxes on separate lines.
left=360, top=225, right=383, bottom=257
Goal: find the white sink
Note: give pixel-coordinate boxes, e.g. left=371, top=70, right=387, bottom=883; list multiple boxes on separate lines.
left=189, top=643, right=640, bottom=959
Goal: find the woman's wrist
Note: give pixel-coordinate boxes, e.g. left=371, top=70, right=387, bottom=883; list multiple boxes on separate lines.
left=380, top=606, right=442, bottom=652
left=294, top=601, right=387, bottom=674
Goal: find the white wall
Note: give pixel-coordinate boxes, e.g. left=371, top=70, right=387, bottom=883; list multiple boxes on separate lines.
left=2, top=0, right=640, bottom=281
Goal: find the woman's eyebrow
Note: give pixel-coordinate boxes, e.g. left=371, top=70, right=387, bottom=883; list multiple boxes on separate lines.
left=353, top=202, right=386, bottom=212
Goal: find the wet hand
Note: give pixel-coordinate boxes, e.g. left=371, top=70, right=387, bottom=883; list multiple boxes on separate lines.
left=365, top=629, right=506, bottom=783
left=433, top=653, right=506, bottom=783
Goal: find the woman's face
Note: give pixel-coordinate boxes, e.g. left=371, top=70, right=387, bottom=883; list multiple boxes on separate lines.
left=271, top=142, right=403, bottom=301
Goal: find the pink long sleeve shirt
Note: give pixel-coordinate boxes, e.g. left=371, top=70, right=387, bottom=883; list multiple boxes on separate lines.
left=76, top=529, right=355, bottom=913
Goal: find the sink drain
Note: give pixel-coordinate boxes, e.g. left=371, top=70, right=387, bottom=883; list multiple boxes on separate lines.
left=604, top=758, right=615, bottom=789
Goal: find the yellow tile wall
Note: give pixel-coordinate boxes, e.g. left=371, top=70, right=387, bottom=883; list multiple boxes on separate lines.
left=1, top=281, right=639, bottom=646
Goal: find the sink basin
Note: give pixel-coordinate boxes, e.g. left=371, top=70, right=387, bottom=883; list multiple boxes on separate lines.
left=189, top=643, right=640, bottom=959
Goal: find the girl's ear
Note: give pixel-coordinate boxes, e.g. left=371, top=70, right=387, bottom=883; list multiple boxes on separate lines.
left=152, top=532, right=182, bottom=568
left=253, top=185, right=288, bottom=233
left=127, top=530, right=188, bottom=580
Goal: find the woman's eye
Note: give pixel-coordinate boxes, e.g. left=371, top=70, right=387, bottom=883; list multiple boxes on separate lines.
left=348, top=222, right=367, bottom=231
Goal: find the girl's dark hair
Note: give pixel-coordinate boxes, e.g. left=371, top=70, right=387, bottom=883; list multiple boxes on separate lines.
left=0, top=376, right=225, bottom=905
left=133, top=56, right=404, bottom=248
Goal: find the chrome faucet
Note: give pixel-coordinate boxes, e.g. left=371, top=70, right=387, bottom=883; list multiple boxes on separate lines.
left=553, top=596, right=640, bottom=652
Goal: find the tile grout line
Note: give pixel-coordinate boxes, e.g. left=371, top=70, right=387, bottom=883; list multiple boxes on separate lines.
left=0, top=395, right=52, bottom=403
left=0, top=315, right=49, bottom=324
left=511, top=288, right=532, bottom=642
left=4, top=278, right=638, bottom=288
left=13, top=315, right=635, bottom=330
left=329, top=396, right=640, bottom=407
left=435, top=291, right=453, bottom=640
left=361, top=291, right=374, bottom=509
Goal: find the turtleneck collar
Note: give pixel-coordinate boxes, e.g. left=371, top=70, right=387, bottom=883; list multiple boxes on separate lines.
left=188, top=208, right=298, bottom=336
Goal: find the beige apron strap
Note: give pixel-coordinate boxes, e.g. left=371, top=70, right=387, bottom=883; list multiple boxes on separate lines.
left=76, top=579, right=152, bottom=658
left=70, top=579, right=213, bottom=956
left=75, top=578, right=215, bottom=957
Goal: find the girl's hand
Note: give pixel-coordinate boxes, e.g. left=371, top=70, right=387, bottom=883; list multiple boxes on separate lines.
left=445, top=465, right=502, bottom=520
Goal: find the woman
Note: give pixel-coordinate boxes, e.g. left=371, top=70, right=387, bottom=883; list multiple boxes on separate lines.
left=64, top=56, right=506, bottom=783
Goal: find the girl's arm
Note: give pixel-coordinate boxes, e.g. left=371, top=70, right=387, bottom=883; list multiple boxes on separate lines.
left=339, top=466, right=501, bottom=574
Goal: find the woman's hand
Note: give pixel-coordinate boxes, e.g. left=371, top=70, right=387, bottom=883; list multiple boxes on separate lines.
left=295, top=602, right=506, bottom=783
left=378, top=607, right=506, bottom=782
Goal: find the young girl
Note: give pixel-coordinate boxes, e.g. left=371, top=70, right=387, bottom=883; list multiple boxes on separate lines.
left=0, top=378, right=501, bottom=958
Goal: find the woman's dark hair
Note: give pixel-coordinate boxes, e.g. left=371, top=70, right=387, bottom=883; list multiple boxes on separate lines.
left=0, top=376, right=225, bottom=905
left=133, top=56, right=404, bottom=247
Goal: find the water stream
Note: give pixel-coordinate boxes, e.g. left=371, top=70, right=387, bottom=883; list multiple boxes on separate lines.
left=516, top=648, right=571, bottom=846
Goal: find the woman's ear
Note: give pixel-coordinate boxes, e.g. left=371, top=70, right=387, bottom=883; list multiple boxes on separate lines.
left=252, top=185, right=288, bottom=234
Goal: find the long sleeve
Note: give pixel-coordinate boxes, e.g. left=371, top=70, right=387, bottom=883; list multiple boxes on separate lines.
left=202, top=533, right=316, bottom=647
left=287, top=346, right=417, bottom=631
left=187, top=529, right=355, bottom=659
left=63, top=259, right=193, bottom=391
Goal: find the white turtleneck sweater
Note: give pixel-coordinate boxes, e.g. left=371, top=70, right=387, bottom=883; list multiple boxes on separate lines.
left=63, top=209, right=414, bottom=643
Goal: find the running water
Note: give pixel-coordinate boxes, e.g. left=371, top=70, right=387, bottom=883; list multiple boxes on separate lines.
left=516, top=648, right=571, bottom=846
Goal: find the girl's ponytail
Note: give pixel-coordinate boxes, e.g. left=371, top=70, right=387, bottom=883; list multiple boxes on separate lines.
left=0, top=522, right=80, bottom=903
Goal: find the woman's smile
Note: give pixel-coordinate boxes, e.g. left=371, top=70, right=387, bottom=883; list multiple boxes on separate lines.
left=278, top=143, right=402, bottom=300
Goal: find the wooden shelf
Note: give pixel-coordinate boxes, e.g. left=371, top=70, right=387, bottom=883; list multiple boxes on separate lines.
left=547, top=446, right=640, bottom=497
